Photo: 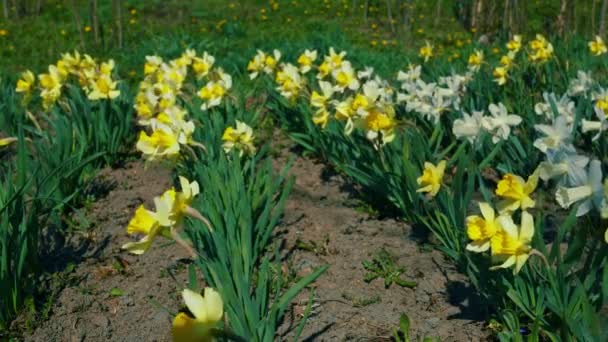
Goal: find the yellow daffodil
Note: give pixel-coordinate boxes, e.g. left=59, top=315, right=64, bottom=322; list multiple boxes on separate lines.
left=0, top=137, right=17, bottom=148
left=491, top=212, right=534, bottom=274
left=495, top=171, right=538, bottom=213
left=222, top=121, right=256, bottom=156
left=589, top=35, right=607, bottom=56
left=466, top=202, right=501, bottom=252
left=16, top=70, right=35, bottom=94
left=419, top=41, right=433, bottom=62
left=87, top=74, right=120, bottom=100
left=192, top=52, right=215, bottom=79
left=361, top=108, right=396, bottom=144
left=506, top=35, right=522, bottom=52
left=144, top=55, right=163, bottom=75
left=417, top=160, right=446, bottom=197
left=528, top=34, right=553, bottom=63
left=297, top=49, right=318, bottom=73
left=312, top=107, right=330, bottom=128
left=172, top=288, right=223, bottom=342
left=136, top=128, right=180, bottom=161
left=198, top=70, right=232, bottom=110
left=122, top=205, right=166, bottom=255
left=499, top=52, right=516, bottom=68
left=467, top=50, right=484, bottom=72
left=276, top=64, right=305, bottom=100
left=123, top=177, right=201, bottom=255
left=493, top=66, right=508, bottom=86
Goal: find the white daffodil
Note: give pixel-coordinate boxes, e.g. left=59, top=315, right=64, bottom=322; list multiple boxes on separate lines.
left=555, top=159, right=604, bottom=217
left=533, top=115, right=572, bottom=153
left=534, top=92, right=575, bottom=123
left=537, top=144, right=589, bottom=186
left=453, top=110, right=485, bottom=144
left=581, top=106, right=608, bottom=141
left=567, top=70, right=593, bottom=97
left=482, top=103, right=522, bottom=143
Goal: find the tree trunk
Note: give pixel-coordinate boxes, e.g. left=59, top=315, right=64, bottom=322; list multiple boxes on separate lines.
left=434, top=0, right=442, bottom=28
left=3, top=0, right=8, bottom=19
left=90, top=0, right=100, bottom=45
left=386, top=0, right=395, bottom=32
left=556, top=0, right=568, bottom=36
left=475, top=0, right=483, bottom=33
left=592, top=0, right=598, bottom=34
left=69, top=0, right=86, bottom=50
left=364, top=0, right=369, bottom=23
left=503, top=0, right=510, bottom=33
left=114, top=0, right=122, bottom=48
left=600, top=0, right=608, bottom=37
left=35, top=0, right=42, bottom=16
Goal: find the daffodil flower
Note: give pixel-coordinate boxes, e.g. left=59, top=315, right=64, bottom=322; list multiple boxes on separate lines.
left=172, top=288, right=223, bottom=342
left=198, top=70, right=232, bottom=110
left=452, top=110, right=484, bottom=144
left=567, top=70, right=593, bottom=97
left=582, top=106, right=608, bottom=141
left=506, top=34, right=522, bottom=52
left=589, top=35, right=607, bottom=56
left=297, top=49, right=317, bottom=73
left=276, top=63, right=305, bottom=100
left=419, top=41, right=433, bottom=62
left=87, top=74, right=120, bottom=100
left=123, top=177, right=202, bottom=255
left=136, top=127, right=180, bottom=162
left=534, top=92, right=575, bottom=123
left=533, top=115, right=572, bottom=153
left=492, top=66, right=508, bottom=86
left=192, top=52, right=215, bottom=79
left=495, top=171, right=538, bottom=213
left=332, top=61, right=359, bottom=92
left=482, top=103, right=522, bottom=143
left=555, top=159, right=604, bottom=217
left=537, top=145, right=589, bottom=186
left=490, top=212, right=534, bottom=274
left=222, top=121, right=256, bottom=156
left=466, top=202, right=501, bottom=252
left=467, top=50, right=484, bottom=72
left=0, top=137, right=17, bottom=148
left=417, top=160, right=446, bottom=197
left=16, top=70, right=35, bottom=94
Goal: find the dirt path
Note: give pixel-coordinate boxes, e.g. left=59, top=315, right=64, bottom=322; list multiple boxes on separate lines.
left=24, top=153, right=487, bottom=341
left=276, top=154, right=488, bottom=341
left=26, top=162, right=189, bottom=342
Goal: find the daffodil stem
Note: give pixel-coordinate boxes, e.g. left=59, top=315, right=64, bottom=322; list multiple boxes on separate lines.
left=170, top=226, right=197, bottom=259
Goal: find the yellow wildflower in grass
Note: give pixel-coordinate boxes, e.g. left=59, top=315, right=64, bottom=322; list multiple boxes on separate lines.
left=589, top=35, right=607, bottom=56
left=136, top=128, right=180, bottom=161
left=417, top=160, right=447, bottom=197
left=419, top=41, right=433, bottom=62
left=467, top=50, right=484, bottom=72
left=491, top=212, right=534, bottom=274
left=84, top=25, right=92, bottom=32
left=495, top=171, right=538, bottom=213
left=493, top=66, right=508, bottom=86
left=16, top=70, right=35, bottom=94
left=466, top=202, right=501, bottom=252
left=506, top=35, right=522, bottom=52
left=222, top=121, right=256, bottom=156
left=172, top=288, right=223, bottom=342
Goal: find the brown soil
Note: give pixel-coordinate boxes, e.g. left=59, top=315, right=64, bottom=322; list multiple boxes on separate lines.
left=25, top=162, right=190, bottom=342
left=23, top=152, right=488, bottom=341
left=276, top=154, right=488, bottom=341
